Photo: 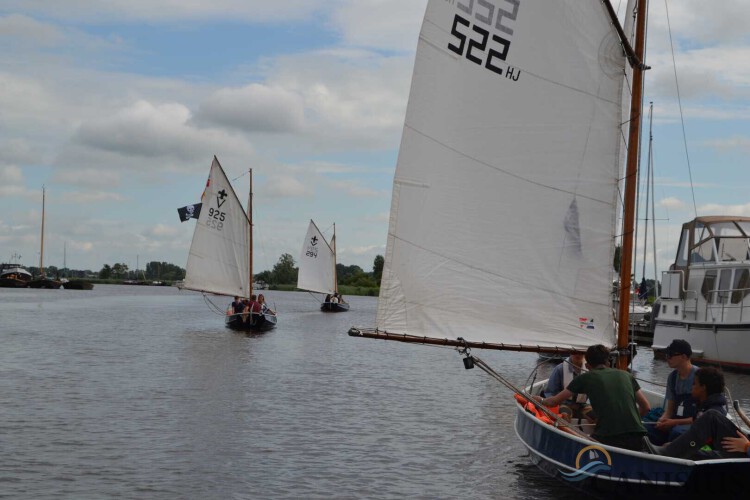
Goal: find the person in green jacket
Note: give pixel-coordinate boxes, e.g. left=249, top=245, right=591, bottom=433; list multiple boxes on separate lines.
left=536, top=344, right=651, bottom=451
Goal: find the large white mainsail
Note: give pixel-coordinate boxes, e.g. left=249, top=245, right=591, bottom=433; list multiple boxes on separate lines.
left=297, top=220, right=336, bottom=295
left=376, top=1, right=632, bottom=350
left=183, top=156, right=251, bottom=297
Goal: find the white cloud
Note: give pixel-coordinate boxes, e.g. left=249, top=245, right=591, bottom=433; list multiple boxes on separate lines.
left=330, top=180, right=387, bottom=198
left=0, top=1, right=325, bottom=23
left=145, top=224, right=179, bottom=237
left=265, top=175, right=312, bottom=198
left=59, top=191, right=127, bottom=203
left=659, top=197, right=686, bottom=211
left=0, top=14, right=65, bottom=46
left=704, top=136, right=750, bottom=153
left=53, top=168, right=123, bottom=188
left=698, top=203, right=750, bottom=217
left=73, top=100, right=255, bottom=162
left=332, top=0, right=427, bottom=51
left=195, top=84, right=305, bottom=133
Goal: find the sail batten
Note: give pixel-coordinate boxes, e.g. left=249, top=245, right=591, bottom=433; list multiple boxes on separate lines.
left=375, top=1, right=631, bottom=350
left=184, top=157, right=251, bottom=298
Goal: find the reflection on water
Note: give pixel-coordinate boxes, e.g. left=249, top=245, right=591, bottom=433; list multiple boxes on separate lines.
left=0, top=285, right=748, bottom=499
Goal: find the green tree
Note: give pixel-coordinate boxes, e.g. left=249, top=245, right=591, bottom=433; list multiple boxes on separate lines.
left=99, top=264, right=112, bottom=279
left=373, top=255, right=384, bottom=285
left=112, top=263, right=129, bottom=279
left=272, top=253, right=297, bottom=284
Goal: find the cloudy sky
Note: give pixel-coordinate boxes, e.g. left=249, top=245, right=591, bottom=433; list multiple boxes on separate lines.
left=0, top=0, right=748, bottom=279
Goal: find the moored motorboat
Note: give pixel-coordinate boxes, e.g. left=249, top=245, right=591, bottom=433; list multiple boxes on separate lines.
left=652, top=216, right=750, bottom=370
left=0, top=262, right=32, bottom=288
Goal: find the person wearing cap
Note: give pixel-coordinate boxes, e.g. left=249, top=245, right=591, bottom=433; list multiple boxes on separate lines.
left=644, top=367, right=735, bottom=459
left=648, top=339, right=699, bottom=445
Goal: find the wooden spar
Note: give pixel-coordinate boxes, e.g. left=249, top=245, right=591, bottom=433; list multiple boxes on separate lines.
left=39, top=186, right=46, bottom=277
left=248, top=168, right=253, bottom=298
left=616, top=0, right=648, bottom=370
left=348, top=328, right=585, bottom=355
left=332, top=223, right=338, bottom=294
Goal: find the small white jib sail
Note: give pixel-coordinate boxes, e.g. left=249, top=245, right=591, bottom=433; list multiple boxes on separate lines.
left=355, top=0, right=640, bottom=353
left=183, top=156, right=251, bottom=297
left=297, top=220, right=337, bottom=295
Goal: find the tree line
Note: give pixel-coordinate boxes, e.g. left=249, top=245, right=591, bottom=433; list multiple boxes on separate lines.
left=86, top=254, right=386, bottom=287
left=254, top=253, right=384, bottom=287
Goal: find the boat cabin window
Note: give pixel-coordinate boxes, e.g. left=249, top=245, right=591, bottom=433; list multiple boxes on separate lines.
left=675, top=228, right=690, bottom=267
left=717, top=237, right=750, bottom=262
left=717, top=269, right=732, bottom=304
left=732, top=269, right=750, bottom=304
left=692, top=238, right=716, bottom=263
left=701, top=270, right=717, bottom=302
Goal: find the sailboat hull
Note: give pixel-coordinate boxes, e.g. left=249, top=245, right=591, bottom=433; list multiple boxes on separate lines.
left=225, top=312, right=277, bottom=332
left=320, top=302, right=350, bottom=313
left=515, top=384, right=750, bottom=498
left=28, top=279, right=62, bottom=289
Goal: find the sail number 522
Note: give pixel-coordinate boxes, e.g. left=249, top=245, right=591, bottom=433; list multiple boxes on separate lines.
left=448, top=14, right=509, bottom=76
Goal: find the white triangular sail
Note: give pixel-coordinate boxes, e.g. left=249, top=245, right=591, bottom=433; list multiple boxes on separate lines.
left=184, top=157, right=251, bottom=297
left=376, top=1, right=632, bottom=350
left=297, top=220, right=336, bottom=295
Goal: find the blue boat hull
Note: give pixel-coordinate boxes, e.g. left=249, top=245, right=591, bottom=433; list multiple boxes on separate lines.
left=514, top=402, right=750, bottom=498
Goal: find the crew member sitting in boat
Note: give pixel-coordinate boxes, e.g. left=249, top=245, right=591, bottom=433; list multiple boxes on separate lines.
left=543, top=353, right=593, bottom=427
left=258, top=294, right=275, bottom=315
left=330, top=293, right=339, bottom=304
left=242, top=295, right=262, bottom=322
left=536, top=344, right=650, bottom=451
left=229, top=296, right=244, bottom=315
left=648, top=339, right=698, bottom=445
left=644, top=367, right=741, bottom=459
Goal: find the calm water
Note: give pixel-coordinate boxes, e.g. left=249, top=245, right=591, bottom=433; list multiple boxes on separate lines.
left=1, top=285, right=749, bottom=499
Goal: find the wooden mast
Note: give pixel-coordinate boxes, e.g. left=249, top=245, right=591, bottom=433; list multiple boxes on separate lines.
left=39, top=186, right=46, bottom=277
left=248, top=168, right=253, bottom=298
left=616, top=0, right=648, bottom=370
left=332, top=223, right=338, bottom=294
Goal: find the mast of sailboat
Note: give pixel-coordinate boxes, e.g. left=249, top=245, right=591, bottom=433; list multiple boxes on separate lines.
left=248, top=168, right=253, bottom=298
left=615, top=0, right=648, bottom=370
left=332, top=223, right=338, bottom=294
left=39, top=185, right=46, bottom=277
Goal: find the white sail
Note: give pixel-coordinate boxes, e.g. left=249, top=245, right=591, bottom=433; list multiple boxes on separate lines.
left=184, top=157, right=251, bottom=297
left=297, top=220, right=336, bottom=295
left=376, top=1, right=631, bottom=350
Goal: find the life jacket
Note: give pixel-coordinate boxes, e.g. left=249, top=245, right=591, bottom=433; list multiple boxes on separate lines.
left=563, top=361, right=588, bottom=404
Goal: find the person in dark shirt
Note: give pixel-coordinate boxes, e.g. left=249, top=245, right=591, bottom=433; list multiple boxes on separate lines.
left=644, top=367, right=744, bottom=459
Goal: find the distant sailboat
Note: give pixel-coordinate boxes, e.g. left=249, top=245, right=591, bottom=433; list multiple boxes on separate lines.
left=28, top=186, right=61, bottom=289
left=297, top=220, right=349, bottom=312
left=182, top=156, right=277, bottom=331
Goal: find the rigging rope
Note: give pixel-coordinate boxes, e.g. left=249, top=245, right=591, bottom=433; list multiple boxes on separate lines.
left=456, top=346, right=594, bottom=441
left=664, top=0, right=698, bottom=217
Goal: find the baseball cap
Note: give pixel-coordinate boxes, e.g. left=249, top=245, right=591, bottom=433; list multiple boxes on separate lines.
left=665, top=339, right=692, bottom=357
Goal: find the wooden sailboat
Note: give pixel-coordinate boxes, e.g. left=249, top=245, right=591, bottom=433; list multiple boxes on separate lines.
left=28, top=186, right=62, bottom=289
left=183, top=156, right=277, bottom=331
left=348, top=0, right=749, bottom=496
left=297, top=220, right=350, bottom=312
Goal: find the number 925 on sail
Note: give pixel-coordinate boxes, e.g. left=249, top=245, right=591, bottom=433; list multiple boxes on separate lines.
left=206, top=207, right=225, bottom=231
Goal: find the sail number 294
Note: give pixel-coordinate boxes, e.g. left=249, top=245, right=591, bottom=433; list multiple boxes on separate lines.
left=206, top=207, right=225, bottom=231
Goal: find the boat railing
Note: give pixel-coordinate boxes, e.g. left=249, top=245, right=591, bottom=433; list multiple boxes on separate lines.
left=705, top=286, right=750, bottom=323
